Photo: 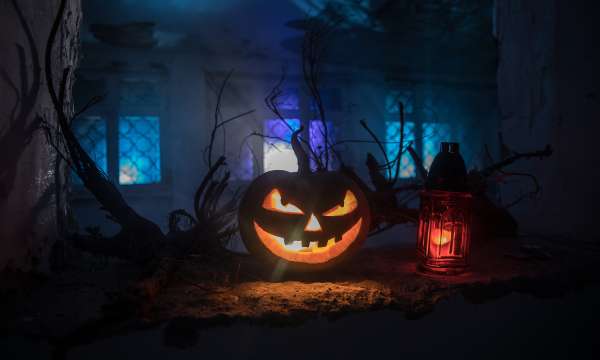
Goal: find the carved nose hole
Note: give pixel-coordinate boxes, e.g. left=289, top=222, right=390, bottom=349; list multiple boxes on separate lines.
left=304, top=213, right=322, bottom=232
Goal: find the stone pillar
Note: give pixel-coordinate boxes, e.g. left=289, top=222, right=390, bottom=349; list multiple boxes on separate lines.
left=0, top=0, right=81, bottom=271
left=495, top=0, right=600, bottom=238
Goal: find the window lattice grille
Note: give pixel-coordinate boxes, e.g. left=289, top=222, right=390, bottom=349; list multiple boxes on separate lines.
left=385, top=121, right=416, bottom=179
left=118, top=115, right=161, bottom=185
left=72, top=116, right=107, bottom=183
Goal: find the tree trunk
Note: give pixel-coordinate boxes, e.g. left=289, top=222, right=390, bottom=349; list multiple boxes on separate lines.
left=0, top=0, right=81, bottom=272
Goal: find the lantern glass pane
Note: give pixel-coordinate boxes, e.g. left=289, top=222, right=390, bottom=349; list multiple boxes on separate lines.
left=118, top=115, right=161, bottom=185
left=263, top=119, right=301, bottom=173
left=385, top=121, right=416, bottom=178
left=72, top=115, right=108, bottom=183
left=417, top=191, right=472, bottom=274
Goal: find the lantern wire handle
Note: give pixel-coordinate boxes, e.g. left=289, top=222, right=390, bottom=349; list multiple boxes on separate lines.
left=291, top=127, right=310, bottom=175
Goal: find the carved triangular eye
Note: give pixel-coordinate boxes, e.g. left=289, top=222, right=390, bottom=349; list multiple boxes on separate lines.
left=323, top=191, right=357, bottom=217
left=262, top=189, right=304, bottom=214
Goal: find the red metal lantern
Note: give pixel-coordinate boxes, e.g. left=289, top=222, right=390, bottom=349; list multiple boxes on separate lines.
left=417, top=142, right=472, bottom=275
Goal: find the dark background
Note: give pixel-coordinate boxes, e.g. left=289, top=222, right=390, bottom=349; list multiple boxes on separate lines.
left=1, top=1, right=599, bottom=358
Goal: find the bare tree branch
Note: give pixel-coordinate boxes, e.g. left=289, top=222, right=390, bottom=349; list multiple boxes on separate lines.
left=360, top=119, right=391, bottom=179
left=407, top=145, right=428, bottom=181
left=480, top=144, right=553, bottom=178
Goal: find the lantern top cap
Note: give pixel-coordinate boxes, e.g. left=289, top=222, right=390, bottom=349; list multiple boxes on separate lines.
left=425, top=141, right=468, bottom=192
left=440, top=142, right=460, bottom=154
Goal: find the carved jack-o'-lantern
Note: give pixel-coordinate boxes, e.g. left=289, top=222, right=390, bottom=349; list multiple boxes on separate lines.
left=239, top=129, right=371, bottom=267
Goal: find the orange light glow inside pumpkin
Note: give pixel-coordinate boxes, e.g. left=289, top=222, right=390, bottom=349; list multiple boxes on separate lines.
left=253, top=218, right=363, bottom=264
left=262, top=189, right=304, bottom=214
left=323, top=191, right=358, bottom=216
left=253, top=188, right=365, bottom=264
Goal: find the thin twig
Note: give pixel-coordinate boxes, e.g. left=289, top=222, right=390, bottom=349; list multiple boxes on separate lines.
left=207, top=70, right=233, bottom=168
left=480, top=145, right=553, bottom=177
left=391, top=101, right=405, bottom=184
left=216, top=109, right=255, bottom=130
left=407, top=145, right=428, bottom=180
left=360, top=119, right=391, bottom=179
left=264, top=69, right=324, bottom=170
left=501, top=171, right=542, bottom=208
left=73, top=95, right=106, bottom=118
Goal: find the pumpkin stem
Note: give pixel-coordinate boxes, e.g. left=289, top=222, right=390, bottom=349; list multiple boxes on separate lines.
left=291, top=127, right=310, bottom=175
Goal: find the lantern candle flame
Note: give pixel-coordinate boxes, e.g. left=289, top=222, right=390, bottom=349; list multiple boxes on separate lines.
left=429, top=227, right=452, bottom=246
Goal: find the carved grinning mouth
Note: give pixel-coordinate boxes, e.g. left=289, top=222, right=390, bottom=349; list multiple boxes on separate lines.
left=253, top=218, right=363, bottom=264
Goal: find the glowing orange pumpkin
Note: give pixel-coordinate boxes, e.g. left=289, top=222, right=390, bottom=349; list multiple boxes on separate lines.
left=238, top=130, right=371, bottom=267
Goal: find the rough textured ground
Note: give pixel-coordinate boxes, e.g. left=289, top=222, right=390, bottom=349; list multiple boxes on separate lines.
left=2, top=236, right=599, bottom=357
left=151, top=235, right=600, bottom=325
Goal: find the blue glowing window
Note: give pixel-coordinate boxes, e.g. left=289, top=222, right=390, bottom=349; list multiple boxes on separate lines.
left=309, top=120, right=335, bottom=170
left=422, top=122, right=451, bottom=170
left=263, top=119, right=301, bottom=172
left=72, top=116, right=108, bottom=182
left=385, top=121, right=416, bottom=179
left=118, top=115, right=161, bottom=185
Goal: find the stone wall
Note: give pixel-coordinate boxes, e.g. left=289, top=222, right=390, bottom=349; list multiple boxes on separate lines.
left=496, top=0, right=600, bottom=238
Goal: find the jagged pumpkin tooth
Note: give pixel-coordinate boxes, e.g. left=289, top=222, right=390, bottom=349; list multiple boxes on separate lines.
left=283, top=237, right=294, bottom=245
left=301, top=237, right=311, bottom=247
